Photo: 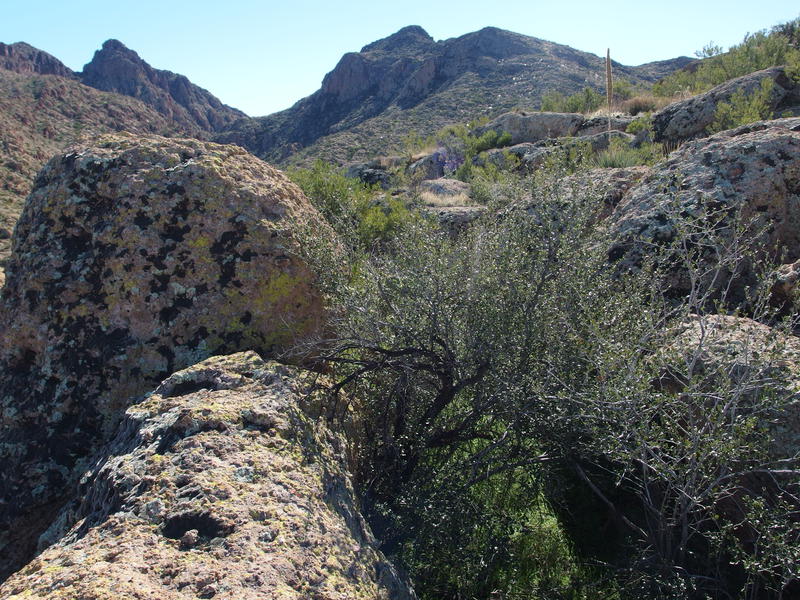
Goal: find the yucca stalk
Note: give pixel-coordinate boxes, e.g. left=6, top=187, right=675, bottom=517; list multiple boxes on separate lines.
left=606, top=48, right=613, bottom=136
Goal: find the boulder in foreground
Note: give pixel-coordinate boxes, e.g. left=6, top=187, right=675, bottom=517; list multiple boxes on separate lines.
left=0, top=352, right=415, bottom=599
left=0, top=134, right=332, bottom=579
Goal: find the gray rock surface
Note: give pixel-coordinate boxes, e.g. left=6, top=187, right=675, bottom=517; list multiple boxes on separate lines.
left=609, top=117, right=800, bottom=294
left=476, top=111, right=585, bottom=144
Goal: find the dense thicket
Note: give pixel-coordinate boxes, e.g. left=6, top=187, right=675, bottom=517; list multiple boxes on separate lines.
left=295, top=161, right=800, bottom=599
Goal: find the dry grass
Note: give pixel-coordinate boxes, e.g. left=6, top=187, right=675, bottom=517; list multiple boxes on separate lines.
left=419, top=190, right=473, bottom=207
left=620, top=94, right=675, bottom=115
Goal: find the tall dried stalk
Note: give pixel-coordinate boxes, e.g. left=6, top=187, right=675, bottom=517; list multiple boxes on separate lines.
left=606, top=48, right=613, bottom=136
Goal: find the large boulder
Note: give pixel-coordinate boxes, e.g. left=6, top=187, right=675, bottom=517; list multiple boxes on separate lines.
left=608, top=117, right=800, bottom=294
left=562, top=166, right=650, bottom=221
left=651, top=66, right=800, bottom=144
left=0, top=134, right=332, bottom=579
left=475, top=111, right=584, bottom=144
left=0, top=352, right=416, bottom=599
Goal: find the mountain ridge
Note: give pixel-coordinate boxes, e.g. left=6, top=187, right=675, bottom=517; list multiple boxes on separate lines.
left=213, top=25, right=694, bottom=165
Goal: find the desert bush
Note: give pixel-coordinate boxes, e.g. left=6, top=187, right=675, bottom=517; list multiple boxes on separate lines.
left=708, top=78, right=776, bottom=133
left=621, top=94, right=671, bottom=115
left=540, top=86, right=604, bottom=113
left=592, top=138, right=663, bottom=168
left=300, top=154, right=798, bottom=598
left=289, top=159, right=417, bottom=252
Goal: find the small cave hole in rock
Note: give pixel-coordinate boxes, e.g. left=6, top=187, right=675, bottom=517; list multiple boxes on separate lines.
left=162, top=379, right=214, bottom=398
left=162, top=511, right=233, bottom=541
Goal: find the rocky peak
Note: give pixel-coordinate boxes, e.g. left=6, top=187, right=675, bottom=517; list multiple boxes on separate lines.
left=361, top=25, right=436, bottom=54
left=80, top=39, right=246, bottom=133
left=0, top=41, right=74, bottom=77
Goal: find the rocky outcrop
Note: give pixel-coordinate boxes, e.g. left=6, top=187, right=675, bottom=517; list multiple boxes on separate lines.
left=424, top=206, right=485, bottom=237
left=0, top=352, right=415, bottom=599
left=608, top=117, right=800, bottom=294
left=81, top=40, right=246, bottom=133
left=576, top=114, right=635, bottom=136
left=476, top=111, right=584, bottom=144
left=0, top=134, right=332, bottom=579
left=346, top=160, right=392, bottom=188
left=481, top=130, right=635, bottom=172
left=651, top=66, right=800, bottom=144
left=0, top=42, right=74, bottom=77
left=407, top=151, right=445, bottom=180
left=563, top=166, right=650, bottom=220
left=0, top=67, right=181, bottom=265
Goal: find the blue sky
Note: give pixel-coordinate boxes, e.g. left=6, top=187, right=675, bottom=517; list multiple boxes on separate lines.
left=2, top=1, right=798, bottom=116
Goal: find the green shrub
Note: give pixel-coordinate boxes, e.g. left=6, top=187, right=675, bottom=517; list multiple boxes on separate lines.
left=592, top=138, right=663, bottom=168
left=540, top=86, right=605, bottom=113
left=289, top=160, right=417, bottom=252
left=708, top=78, right=776, bottom=133
left=654, top=18, right=800, bottom=97
left=625, top=114, right=654, bottom=135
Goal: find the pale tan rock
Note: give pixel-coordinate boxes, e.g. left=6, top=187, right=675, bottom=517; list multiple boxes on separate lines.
left=0, top=353, right=415, bottom=599
left=476, top=111, right=584, bottom=144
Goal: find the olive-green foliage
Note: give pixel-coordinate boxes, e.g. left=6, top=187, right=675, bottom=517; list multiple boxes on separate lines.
left=654, top=18, right=800, bottom=97
left=540, top=86, right=604, bottom=113
left=708, top=78, right=776, bottom=133
left=306, top=155, right=799, bottom=599
left=289, top=160, right=416, bottom=251
left=625, top=114, right=654, bottom=136
left=321, top=166, right=663, bottom=598
left=540, top=80, right=639, bottom=114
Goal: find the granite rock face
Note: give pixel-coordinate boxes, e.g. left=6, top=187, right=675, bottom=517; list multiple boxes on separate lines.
left=651, top=66, right=800, bottom=144
left=0, top=134, right=331, bottom=579
left=0, top=352, right=415, bottom=599
left=81, top=40, right=246, bottom=134
left=608, top=117, right=800, bottom=293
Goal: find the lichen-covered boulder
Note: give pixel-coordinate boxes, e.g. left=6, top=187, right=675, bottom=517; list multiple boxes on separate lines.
left=0, top=352, right=416, bottom=599
left=651, top=66, right=800, bottom=144
left=608, top=117, right=800, bottom=295
left=0, top=134, right=332, bottom=579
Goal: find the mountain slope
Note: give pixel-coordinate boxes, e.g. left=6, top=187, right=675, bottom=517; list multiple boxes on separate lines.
left=215, top=26, right=694, bottom=165
left=0, top=68, right=181, bottom=260
left=81, top=39, right=246, bottom=134
left=0, top=42, right=75, bottom=78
